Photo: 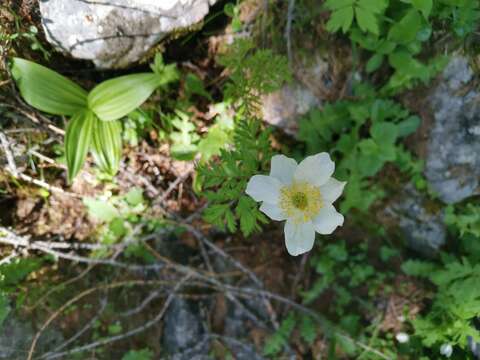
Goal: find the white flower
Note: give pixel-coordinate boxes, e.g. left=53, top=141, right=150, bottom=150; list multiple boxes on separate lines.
left=245, top=153, right=346, bottom=256
left=395, top=332, right=409, bottom=343
left=440, top=343, right=453, bottom=358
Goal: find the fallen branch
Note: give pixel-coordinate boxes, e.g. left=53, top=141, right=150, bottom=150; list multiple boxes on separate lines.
left=285, top=0, right=296, bottom=64
left=153, top=162, right=195, bottom=206
left=0, top=130, right=18, bottom=176
left=0, top=226, right=164, bottom=271
left=0, top=131, right=77, bottom=197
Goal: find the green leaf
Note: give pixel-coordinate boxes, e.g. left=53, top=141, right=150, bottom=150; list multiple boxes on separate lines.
left=170, top=111, right=199, bottom=160
left=91, top=117, right=122, bottom=176
left=387, top=9, right=422, bottom=44
left=366, top=53, right=384, bottom=73
left=84, top=198, right=119, bottom=222
left=417, top=26, right=432, bottom=41
left=376, top=39, right=397, bottom=54
left=326, top=6, right=354, bottom=33
left=371, top=122, right=398, bottom=146
left=225, top=209, right=237, bottom=233
left=236, top=196, right=259, bottom=237
left=401, top=260, right=437, bottom=278
left=185, top=73, right=212, bottom=100
left=0, top=293, right=10, bottom=328
left=412, top=0, right=432, bottom=18
left=197, top=126, right=229, bottom=161
left=224, top=3, right=236, bottom=17
left=357, top=0, right=388, bottom=14
left=380, top=246, right=399, bottom=261
left=357, top=141, right=385, bottom=176
left=335, top=333, right=357, bottom=355
left=388, top=51, right=412, bottom=71
left=65, top=110, right=94, bottom=182
left=108, top=322, right=122, bottom=335
left=324, top=0, right=354, bottom=11
left=397, top=115, right=421, bottom=137
left=149, top=54, right=179, bottom=85
left=231, top=18, right=243, bottom=32
left=125, top=188, right=144, bottom=206
left=11, top=58, right=88, bottom=115
left=109, top=218, right=127, bottom=238
left=203, top=204, right=230, bottom=230
left=88, top=74, right=162, bottom=121
left=0, top=257, right=45, bottom=289
left=300, top=316, right=317, bottom=345
left=355, top=6, right=379, bottom=34
left=122, top=349, right=154, bottom=360
left=388, top=51, right=424, bottom=75
left=264, top=313, right=297, bottom=356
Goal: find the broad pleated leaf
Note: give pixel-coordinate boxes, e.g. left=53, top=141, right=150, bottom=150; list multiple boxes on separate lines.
left=65, top=110, right=94, bottom=183
left=88, top=73, right=162, bottom=121
left=11, top=58, right=88, bottom=115
left=91, top=118, right=122, bottom=176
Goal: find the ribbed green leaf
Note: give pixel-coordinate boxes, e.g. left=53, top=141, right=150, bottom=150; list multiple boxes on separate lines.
left=11, top=58, right=88, bottom=115
left=88, top=73, right=162, bottom=121
left=91, top=118, right=122, bottom=176
left=65, top=110, right=94, bottom=183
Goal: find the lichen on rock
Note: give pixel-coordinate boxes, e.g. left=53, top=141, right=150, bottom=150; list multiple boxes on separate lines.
left=39, top=0, right=217, bottom=68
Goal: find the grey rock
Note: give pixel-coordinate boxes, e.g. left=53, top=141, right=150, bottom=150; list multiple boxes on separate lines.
left=261, top=55, right=331, bottom=135
left=261, top=84, right=321, bottom=135
left=0, top=309, right=63, bottom=359
left=163, top=297, right=209, bottom=358
left=388, top=186, right=446, bottom=256
left=213, top=257, right=270, bottom=338
left=425, top=56, right=480, bottom=204
left=171, top=341, right=212, bottom=360
left=224, top=292, right=271, bottom=336
left=39, top=0, right=217, bottom=68
left=224, top=302, right=249, bottom=339
left=222, top=337, right=265, bottom=360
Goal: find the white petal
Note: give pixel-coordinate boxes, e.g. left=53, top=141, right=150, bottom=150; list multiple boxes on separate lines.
left=284, top=220, right=316, bottom=256
left=312, top=204, right=344, bottom=235
left=440, top=344, right=453, bottom=357
left=270, top=154, right=297, bottom=185
left=245, top=175, right=282, bottom=203
left=294, top=152, right=334, bottom=186
left=260, top=202, right=286, bottom=221
left=395, top=333, right=409, bottom=344
left=319, top=178, right=346, bottom=204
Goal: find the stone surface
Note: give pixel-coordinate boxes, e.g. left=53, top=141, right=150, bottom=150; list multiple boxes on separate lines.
left=222, top=337, right=265, bottom=360
left=387, top=186, right=446, bottom=257
left=163, top=297, right=209, bottom=358
left=261, top=55, right=332, bottom=135
left=425, top=56, right=480, bottom=204
left=0, top=310, right=63, bottom=359
left=261, top=84, right=321, bottom=135
left=39, top=0, right=217, bottom=68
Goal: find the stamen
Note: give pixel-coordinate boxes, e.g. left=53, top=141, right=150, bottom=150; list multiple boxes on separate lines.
left=279, top=182, right=323, bottom=224
left=292, top=192, right=308, bottom=209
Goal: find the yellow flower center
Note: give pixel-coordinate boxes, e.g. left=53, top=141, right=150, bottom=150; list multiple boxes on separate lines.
left=291, top=192, right=308, bottom=209
left=279, top=182, right=323, bottom=224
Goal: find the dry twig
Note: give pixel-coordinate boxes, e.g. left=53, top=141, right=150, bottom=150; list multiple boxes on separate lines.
left=285, top=0, right=296, bottom=64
